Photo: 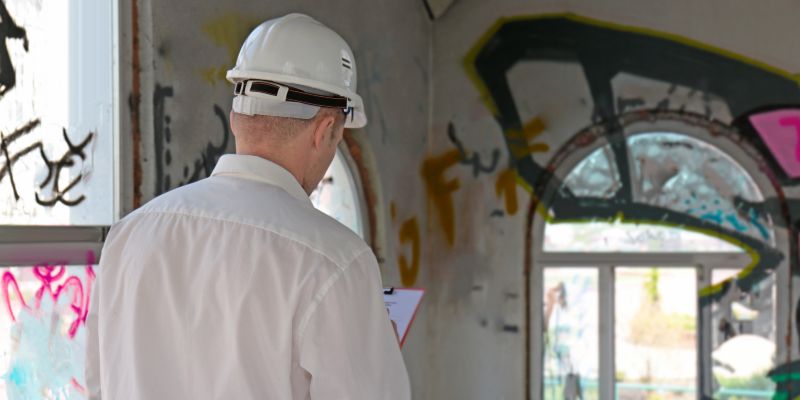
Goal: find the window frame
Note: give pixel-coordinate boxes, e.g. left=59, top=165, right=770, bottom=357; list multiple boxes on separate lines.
left=530, top=121, right=791, bottom=400
left=335, top=141, right=370, bottom=241
left=0, top=0, right=120, bottom=265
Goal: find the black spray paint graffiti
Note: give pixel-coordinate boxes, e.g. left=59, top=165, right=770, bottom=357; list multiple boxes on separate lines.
left=466, top=15, right=800, bottom=396
left=0, top=119, right=40, bottom=200
left=35, top=129, right=95, bottom=207
left=447, top=122, right=501, bottom=177
left=0, top=0, right=32, bottom=201
left=0, top=122, right=94, bottom=207
left=0, top=0, right=28, bottom=96
left=0, top=0, right=96, bottom=208
left=153, top=84, right=230, bottom=195
left=467, top=14, right=796, bottom=297
left=616, top=85, right=717, bottom=120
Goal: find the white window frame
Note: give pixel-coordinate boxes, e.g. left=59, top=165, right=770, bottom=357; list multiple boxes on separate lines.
left=0, top=0, right=120, bottom=266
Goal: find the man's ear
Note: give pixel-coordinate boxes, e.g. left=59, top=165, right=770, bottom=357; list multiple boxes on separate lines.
left=229, top=111, right=238, bottom=137
left=311, top=113, right=336, bottom=149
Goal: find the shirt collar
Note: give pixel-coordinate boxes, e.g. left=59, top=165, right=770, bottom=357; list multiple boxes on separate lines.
left=211, top=154, right=311, bottom=205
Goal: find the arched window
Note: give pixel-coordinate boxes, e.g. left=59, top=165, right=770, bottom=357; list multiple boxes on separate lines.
left=310, top=146, right=366, bottom=239
left=546, top=132, right=773, bottom=252
left=533, top=116, right=788, bottom=400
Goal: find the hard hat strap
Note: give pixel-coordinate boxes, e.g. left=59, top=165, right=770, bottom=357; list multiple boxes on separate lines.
left=234, top=80, right=349, bottom=109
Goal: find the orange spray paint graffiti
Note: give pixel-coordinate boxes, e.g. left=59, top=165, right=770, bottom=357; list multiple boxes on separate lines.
left=495, top=169, right=519, bottom=215
left=495, top=116, right=548, bottom=216
left=398, top=218, right=421, bottom=287
left=506, top=116, right=549, bottom=160
left=391, top=202, right=422, bottom=286
left=421, top=149, right=461, bottom=246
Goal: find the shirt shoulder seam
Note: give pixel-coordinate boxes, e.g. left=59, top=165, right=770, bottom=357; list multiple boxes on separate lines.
left=133, top=208, right=364, bottom=268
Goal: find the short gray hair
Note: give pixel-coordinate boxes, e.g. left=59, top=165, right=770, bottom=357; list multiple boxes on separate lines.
left=231, top=107, right=345, bottom=142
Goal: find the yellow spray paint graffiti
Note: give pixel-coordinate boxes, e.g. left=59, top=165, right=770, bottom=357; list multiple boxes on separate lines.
left=495, top=169, right=519, bottom=215
left=398, top=217, right=421, bottom=287
left=421, top=149, right=462, bottom=246
left=495, top=115, right=549, bottom=216
left=200, top=13, right=259, bottom=85
left=506, top=116, right=549, bottom=160
left=391, top=202, right=422, bottom=287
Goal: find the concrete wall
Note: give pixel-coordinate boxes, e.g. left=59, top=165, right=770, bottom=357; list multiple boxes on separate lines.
left=430, top=0, right=800, bottom=398
left=119, top=0, right=800, bottom=398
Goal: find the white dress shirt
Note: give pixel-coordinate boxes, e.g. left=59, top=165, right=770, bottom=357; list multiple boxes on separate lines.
left=86, top=154, right=411, bottom=400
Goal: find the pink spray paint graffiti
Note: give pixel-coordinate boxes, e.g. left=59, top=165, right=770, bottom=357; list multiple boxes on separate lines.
left=0, top=251, right=96, bottom=399
left=749, top=109, right=800, bottom=178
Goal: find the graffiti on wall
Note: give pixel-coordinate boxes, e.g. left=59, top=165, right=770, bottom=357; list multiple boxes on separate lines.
left=464, top=14, right=795, bottom=300
left=749, top=109, right=800, bottom=179
left=0, top=0, right=96, bottom=211
left=421, top=150, right=461, bottom=246
left=1, top=123, right=95, bottom=207
left=447, top=122, right=501, bottom=177
left=153, top=83, right=230, bottom=195
left=421, top=115, right=549, bottom=243
left=0, top=0, right=27, bottom=97
left=199, top=13, right=259, bottom=86
left=34, top=129, right=95, bottom=207
left=457, top=13, right=800, bottom=398
left=0, top=252, right=96, bottom=399
left=390, top=202, right=421, bottom=286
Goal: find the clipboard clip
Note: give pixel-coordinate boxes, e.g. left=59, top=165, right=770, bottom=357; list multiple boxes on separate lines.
left=383, top=287, right=395, bottom=295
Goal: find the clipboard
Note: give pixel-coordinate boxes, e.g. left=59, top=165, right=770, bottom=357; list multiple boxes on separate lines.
left=383, top=287, right=424, bottom=348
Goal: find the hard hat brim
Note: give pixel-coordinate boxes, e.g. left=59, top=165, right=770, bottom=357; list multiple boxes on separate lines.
left=228, top=69, right=367, bottom=128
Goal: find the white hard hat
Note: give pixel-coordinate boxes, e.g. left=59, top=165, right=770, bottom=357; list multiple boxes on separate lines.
left=227, top=13, right=366, bottom=129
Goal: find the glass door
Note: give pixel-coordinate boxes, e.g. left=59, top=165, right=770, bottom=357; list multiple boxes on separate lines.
left=614, top=267, right=697, bottom=400
left=537, top=261, right=777, bottom=400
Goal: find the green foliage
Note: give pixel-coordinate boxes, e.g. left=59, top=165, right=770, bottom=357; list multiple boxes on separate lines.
left=664, top=313, right=695, bottom=333
left=645, top=268, right=660, bottom=303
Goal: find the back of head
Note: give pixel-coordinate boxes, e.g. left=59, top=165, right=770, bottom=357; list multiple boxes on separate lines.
left=225, top=13, right=366, bottom=194
left=226, top=13, right=367, bottom=129
left=230, top=107, right=343, bottom=147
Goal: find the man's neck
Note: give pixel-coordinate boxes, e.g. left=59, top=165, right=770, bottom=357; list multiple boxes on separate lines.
left=235, top=147, right=308, bottom=193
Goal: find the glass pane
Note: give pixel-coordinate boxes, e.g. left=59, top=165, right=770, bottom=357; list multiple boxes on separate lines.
left=543, top=268, right=599, bottom=400
left=710, top=269, right=776, bottom=399
left=0, top=0, right=114, bottom=225
left=310, top=149, right=364, bottom=238
left=563, top=145, right=621, bottom=198
left=544, top=220, right=743, bottom=253
left=0, top=262, right=96, bottom=399
left=615, top=267, right=696, bottom=399
left=628, top=133, right=773, bottom=245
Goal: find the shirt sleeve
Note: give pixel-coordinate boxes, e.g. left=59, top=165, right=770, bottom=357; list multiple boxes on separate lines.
left=298, top=249, right=411, bottom=400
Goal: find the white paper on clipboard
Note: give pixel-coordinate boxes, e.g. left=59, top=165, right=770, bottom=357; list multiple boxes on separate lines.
left=383, top=288, right=424, bottom=347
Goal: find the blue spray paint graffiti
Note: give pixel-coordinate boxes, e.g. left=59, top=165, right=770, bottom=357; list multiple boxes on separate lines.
left=0, top=254, right=95, bottom=399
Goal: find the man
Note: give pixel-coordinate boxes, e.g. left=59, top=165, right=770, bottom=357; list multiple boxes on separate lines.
left=86, top=13, right=410, bottom=399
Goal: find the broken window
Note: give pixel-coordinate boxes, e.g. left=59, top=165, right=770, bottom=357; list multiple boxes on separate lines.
left=536, top=129, right=783, bottom=399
